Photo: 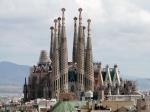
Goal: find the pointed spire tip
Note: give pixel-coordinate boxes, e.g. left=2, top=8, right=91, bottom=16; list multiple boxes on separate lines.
left=61, top=8, right=66, bottom=12
left=54, top=19, right=57, bottom=23
left=83, top=26, right=86, bottom=29
left=50, top=26, right=54, bottom=30
left=78, top=8, right=83, bottom=12
left=58, top=17, right=61, bottom=20
left=74, top=17, right=77, bottom=20
left=114, top=64, right=118, bottom=68
left=87, top=19, right=91, bottom=23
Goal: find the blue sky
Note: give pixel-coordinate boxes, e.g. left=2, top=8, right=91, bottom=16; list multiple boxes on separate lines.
left=0, top=0, right=150, bottom=78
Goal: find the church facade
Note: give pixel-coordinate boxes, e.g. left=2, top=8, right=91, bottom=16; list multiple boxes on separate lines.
left=23, top=8, right=137, bottom=101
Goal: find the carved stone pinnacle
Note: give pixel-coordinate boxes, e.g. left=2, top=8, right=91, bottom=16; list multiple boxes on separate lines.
left=87, top=19, right=91, bottom=23
left=78, top=8, right=82, bottom=12
left=54, top=19, right=57, bottom=23
left=50, top=26, right=54, bottom=30
left=58, top=17, right=61, bottom=20
left=74, top=17, right=77, bottom=20
left=61, top=8, right=65, bottom=12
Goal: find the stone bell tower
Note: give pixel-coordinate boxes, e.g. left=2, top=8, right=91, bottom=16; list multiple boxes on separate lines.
left=51, top=19, right=60, bottom=98
left=77, top=8, right=85, bottom=92
left=72, top=17, right=78, bottom=64
left=85, top=19, right=94, bottom=91
left=59, top=8, right=69, bottom=93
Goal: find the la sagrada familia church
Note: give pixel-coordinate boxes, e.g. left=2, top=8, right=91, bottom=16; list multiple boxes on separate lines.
left=23, top=8, right=137, bottom=101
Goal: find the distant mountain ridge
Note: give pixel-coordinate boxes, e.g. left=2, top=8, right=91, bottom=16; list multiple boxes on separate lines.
left=0, top=61, right=29, bottom=85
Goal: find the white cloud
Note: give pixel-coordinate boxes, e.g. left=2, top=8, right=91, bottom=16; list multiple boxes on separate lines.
left=0, top=0, right=150, bottom=78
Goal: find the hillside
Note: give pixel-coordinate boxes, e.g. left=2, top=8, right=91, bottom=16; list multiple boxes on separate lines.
left=0, top=61, right=29, bottom=95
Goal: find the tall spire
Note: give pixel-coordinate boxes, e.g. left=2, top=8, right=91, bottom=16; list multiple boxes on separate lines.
left=72, top=17, right=78, bottom=63
left=60, top=8, right=68, bottom=92
left=58, top=17, right=61, bottom=71
left=83, top=26, right=86, bottom=61
left=85, top=19, right=94, bottom=91
left=83, top=26, right=86, bottom=48
left=50, top=26, right=54, bottom=59
left=83, top=26, right=86, bottom=87
left=77, top=8, right=85, bottom=91
left=23, top=77, right=28, bottom=102
left=58, top=17, right=61, bottom=48
left=52, top=19, right=60, bottom=98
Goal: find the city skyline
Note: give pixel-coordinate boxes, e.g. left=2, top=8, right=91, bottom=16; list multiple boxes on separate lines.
left=0, top=0, right=150, bottom=78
